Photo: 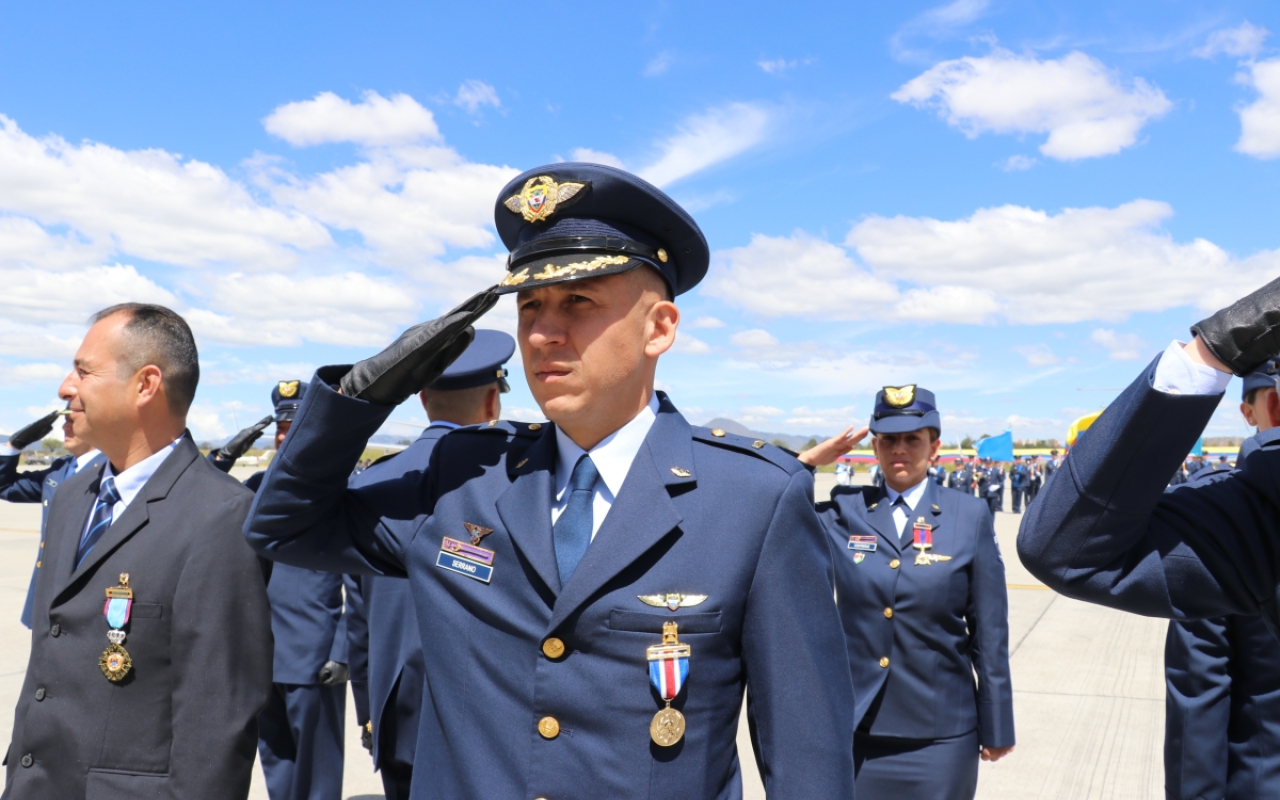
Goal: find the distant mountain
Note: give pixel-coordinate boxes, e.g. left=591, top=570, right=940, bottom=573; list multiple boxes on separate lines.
left=699, top=418, right=828, bottom=452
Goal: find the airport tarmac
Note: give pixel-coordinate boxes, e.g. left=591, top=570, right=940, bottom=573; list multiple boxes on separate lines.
left=0, top=468, right=1164, bottom=799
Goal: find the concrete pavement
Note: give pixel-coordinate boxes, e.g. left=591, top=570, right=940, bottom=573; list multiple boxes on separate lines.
left=0, top=470, right=1166, bottom=799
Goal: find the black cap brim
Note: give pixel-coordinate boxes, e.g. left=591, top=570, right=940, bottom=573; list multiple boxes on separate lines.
left=494, top=252, right=659, bottom=295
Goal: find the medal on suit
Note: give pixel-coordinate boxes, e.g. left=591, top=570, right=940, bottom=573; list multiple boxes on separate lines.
left=912, top=518, right=951, bottom=566
left=647, top=621, right=690, bottom=746
left=99, top=573, right=133, bottom=682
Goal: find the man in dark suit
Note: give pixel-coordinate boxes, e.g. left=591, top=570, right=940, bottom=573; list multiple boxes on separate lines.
left=1164, top=358, right=1280, bottom=800
left=0, top=407, right=106, bottom=628
left=798, top=386, right=1014, bottom=799
left=1018, top=275, right=1280, bottom=630
left=3, top=303, right=272, bottom=799
left=244, top=163, right=855, bottom=799
left=347, top=329, right=514, bottom=800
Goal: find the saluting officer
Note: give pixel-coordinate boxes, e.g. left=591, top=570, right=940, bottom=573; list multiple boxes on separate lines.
left=251, top=381, right=360, bottom=800
left=947, top=459, right=967, bottom=492
left=243, top=164, right=855, bottom=799
left=984, top=460, right=1004, bottom=515
left=799, top=386, right=1014, bottom=799
left=347, top=329, right=515, bottom=800
left=1018, top=276, right=1280, bottom=634
left=1163, top=358, right=1280, bottom=800
left=0, top=407, right=106, bottom=628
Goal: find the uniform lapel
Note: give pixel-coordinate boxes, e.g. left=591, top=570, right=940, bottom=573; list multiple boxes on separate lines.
left=918, top=480, right=945, bottom=548
left=51, top=465, right=103, bottom=590
left=548, top=398, right=689, bottom=633
left=863, top=487, right=902, bottom=554
left=495, top=427, right=561, bottom=597
left=54, top=437, right=196, bottom=602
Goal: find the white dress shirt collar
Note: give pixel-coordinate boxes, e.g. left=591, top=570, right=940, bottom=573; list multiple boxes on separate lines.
left=73, top=450, right=101, bottom=474
left=884, top=476, right=929, bottom=512
left=103, top=438, right=180, bottom=512
left=555, top=393, right=660, bottom=503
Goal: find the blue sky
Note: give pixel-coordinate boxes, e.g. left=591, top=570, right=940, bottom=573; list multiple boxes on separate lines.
left=2, top=0, right=1279, bottom=444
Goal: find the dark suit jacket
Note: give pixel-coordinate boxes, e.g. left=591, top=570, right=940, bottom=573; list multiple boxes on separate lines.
left=3, top=435, right=273, bottom=800
left=1018, top=358, right=1280, bottom=627
left=817, top=480, right=1015, bottom=747
left=245, top=379, right=855, bottom=800
left=347, top=424, right=450, bottom=765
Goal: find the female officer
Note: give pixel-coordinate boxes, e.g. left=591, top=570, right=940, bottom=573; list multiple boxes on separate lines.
left=800, top=385, right=1015, bottom=799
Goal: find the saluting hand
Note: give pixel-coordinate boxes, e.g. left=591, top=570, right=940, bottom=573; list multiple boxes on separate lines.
left=798, top=425, right=870, bottom=467
left=981, top=745, right=1014, bottom=762
left=7, top=409, right=61, bottom=451
left=210, top=414, right=274, bottom=471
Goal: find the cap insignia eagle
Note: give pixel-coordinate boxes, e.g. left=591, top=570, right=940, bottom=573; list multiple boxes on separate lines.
left=638, top=593, right=709, bottom=612
left=278, top=380, right=300, bottom=399
left=503, top=175, right=588, bottom=223
left=883, top=385, right=916, bottom=408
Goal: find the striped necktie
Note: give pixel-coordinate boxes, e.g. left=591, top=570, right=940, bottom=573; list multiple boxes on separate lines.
left=78, top=475, right=121, bottom=566
left=554, top=455, right=599, bottom=587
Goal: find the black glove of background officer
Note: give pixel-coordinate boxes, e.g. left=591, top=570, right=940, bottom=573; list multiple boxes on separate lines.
left=209, top=415, right=274, bottom=473
left=7, top=409, right=62, bottom=451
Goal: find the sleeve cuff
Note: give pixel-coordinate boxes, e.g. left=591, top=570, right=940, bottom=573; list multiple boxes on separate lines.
left=0, top=445, right=21, bottom=457
left=1152, top=340, right=1233, bottom=396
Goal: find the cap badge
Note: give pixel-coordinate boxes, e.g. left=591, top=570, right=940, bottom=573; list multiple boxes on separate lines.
left=278, top=380, right=300, bottom=399
left=883, top=385, right=916, bottom=408
left=503, top=175, right=588, bottom=223
left=463, top=522, right=494, bottom=546
left=639, top=593, right=708, bottom=612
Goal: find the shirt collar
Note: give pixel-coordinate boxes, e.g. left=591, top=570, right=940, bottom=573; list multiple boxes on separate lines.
left=104, top=439, right=179, bottom=508
left=884, top=476, right=929, bottom=511
left=554, top=393, right=660, bottom=500
left=427, top=420, right=461, bottom=431
left=73, top=450, right=100, bottom=473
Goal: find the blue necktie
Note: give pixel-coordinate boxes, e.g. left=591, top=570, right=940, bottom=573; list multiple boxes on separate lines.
left=554, top=455, right=599, bottom=587
left=78, top=475, right=120, bottom=566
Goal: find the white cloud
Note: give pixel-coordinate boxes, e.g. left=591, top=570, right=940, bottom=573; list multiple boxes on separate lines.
left=568, top=148, right=627, bottom=169
left=644, top=52, right=674, bottom=77
left=997, top=154, right=1037, bottom=171
left=730, top=329, right=780, bottom=348
left=0, top=264, right=175, bottom=325
left=784, top=405, right=860, bottom=429
left=689, top=316, right=726, bottom=329
left=892, top=48, right=1172, bottom=159
left=453, top=80, right=501, bottom=113
left=639, top=103, right=773, bottom=187
left=709, top=199, right=1280, bottom=326
left=1194, top=22, right=1269, bottom=59
left=890, top=0, right=991, bottom=62
left=757, top=58, right=812, bottom=74
left=185, top=403, right=230, bottom=441
left=1013, top=344, right=1061, bottom=366
left=264, top=91, right=441, bottom=147
left=0, top=361, right=67, bottom=386
left=0, top=115, right=332, bottom=270
left=1237, top=58, right=1280, bottom=158
left=0, top=216, right=107, bottom=271
left=672, top=332, right=712, bottom=355
left=1090, top=328, right=1148, bottom=361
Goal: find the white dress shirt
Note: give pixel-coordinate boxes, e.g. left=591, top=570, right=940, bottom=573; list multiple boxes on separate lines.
left=72, top=449, right=101, bottom=474
left=883, top=477, right=930, bottom=538
left=1152, top=340, right=1233, bottom=396
left=553, top=393, right=659, bottom=541
left=85, top=439, right=179, bottom=536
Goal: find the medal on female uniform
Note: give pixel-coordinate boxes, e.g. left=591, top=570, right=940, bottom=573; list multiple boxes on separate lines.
left=99, top=573, right=133, bottom=681
left=912, top=518, right=951, bottom=566
left=647, top=621, right=690, bottom=746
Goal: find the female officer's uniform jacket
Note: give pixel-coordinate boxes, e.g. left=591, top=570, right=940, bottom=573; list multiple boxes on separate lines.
left=244, top=381, right=856, bottom=800
left=816, top=478, right=1016, bottom=746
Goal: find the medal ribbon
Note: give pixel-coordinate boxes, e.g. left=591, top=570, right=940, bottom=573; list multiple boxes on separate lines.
left=104, top=596, right=132, bottom=629
left=649, top=655, right=689, bottom=701
left=912, top=524, right=932, bottom=549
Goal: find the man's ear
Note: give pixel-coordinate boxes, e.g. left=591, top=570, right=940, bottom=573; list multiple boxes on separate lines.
left=645, top=299, right=679, bottom=358
left=135, top=365, right=165, bottom=409
left=1242, top=401, right=1259, bottom=428
left=1265, top=389, right=1280, bottom=430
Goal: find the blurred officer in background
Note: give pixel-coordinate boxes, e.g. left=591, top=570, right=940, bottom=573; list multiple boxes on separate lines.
left=0, top=407, right=106, bottom=627
left=250, top=380, right=360, bottom=800
left=1009, top=456, right=1029, bottom=513
left=799, top=385, right=1015, bottom=799
left=1164, top=357, right=1280, bottom=800
left=243, top=164, right=855, bottom=799
left=984, top=460, right=1004, bottom=515
left=348, top=329, right=514, bottom=800
left=1027, top=455, right=1043, bottom=503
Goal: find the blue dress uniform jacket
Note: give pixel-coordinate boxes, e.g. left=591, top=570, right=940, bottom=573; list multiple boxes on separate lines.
left=1163, top=432, right=1280, bottom=800
left=3, top=436, right=273, bottom=800
left=244, top=378, right=856, bottom=800
left=816, top=480, right=1015, bottom=747
left=1018, top=357, right=1280, bottom=627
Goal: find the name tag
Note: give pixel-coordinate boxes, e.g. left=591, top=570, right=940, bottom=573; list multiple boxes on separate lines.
left=436, top=551, right=493, bottom=583
left=848, top=535, right=878, bottom=552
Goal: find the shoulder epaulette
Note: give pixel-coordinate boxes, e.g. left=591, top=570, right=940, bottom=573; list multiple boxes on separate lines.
left=369, top=451, right=400, bottom=468
left=453, top=419, right=548, bottom=439
left=691, top=426, right=804, bottom=474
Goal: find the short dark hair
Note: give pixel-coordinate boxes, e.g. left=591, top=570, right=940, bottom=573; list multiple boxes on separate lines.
left=1245, top=388, right=1261, bottom=406
left=91, top=303, right=200, bottom=416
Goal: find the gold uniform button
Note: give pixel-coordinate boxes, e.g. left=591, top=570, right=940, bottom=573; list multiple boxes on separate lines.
left=542, top=638, right=565, bottom=659
left=879, top=657, right=890, bottom=668
left=884, top=608, right=894, bottom=619
left=889, top=559, right=900, bottom=569
left=711, top=428, right=726, bottom=437
left=538, top=716, right=560, bottom=739
left=528, top=423, right=542, bottom=431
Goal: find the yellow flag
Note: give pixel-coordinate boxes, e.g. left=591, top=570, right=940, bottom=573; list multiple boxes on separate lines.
left=1066, top=410, right=1103, bottom=448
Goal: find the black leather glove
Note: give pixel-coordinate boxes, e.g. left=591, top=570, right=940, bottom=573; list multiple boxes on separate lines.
left=318, top=661, right=349, bottom=686
left=1190, top=276, right=1280, bottom=377
left=340, top=287, right=499, bottom=406
left=210, top=415, right=274, bottom=472
left=361, top=723, right=373, bottom=754
left=8, top=410, right=61, bottom=451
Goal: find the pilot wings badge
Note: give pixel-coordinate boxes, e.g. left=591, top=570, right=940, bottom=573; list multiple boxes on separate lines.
left=463, top=522, right=494, bottom=546
left=639, top=593, right=709, bottom=612
left=503, top=176, right=589, bottom=223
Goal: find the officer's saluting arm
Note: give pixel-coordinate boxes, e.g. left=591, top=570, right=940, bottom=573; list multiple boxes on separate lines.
left=1019, top=278, right=1280, bottom=620
left=968, top=510, right=1015, bottom=749
left=244, top=289, right=497, bottom=575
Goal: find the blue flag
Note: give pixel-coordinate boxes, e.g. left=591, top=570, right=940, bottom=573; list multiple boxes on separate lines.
left=1189, top=437, right=1204, bottom=456
left=976, top=431, right=1014, bottom=462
